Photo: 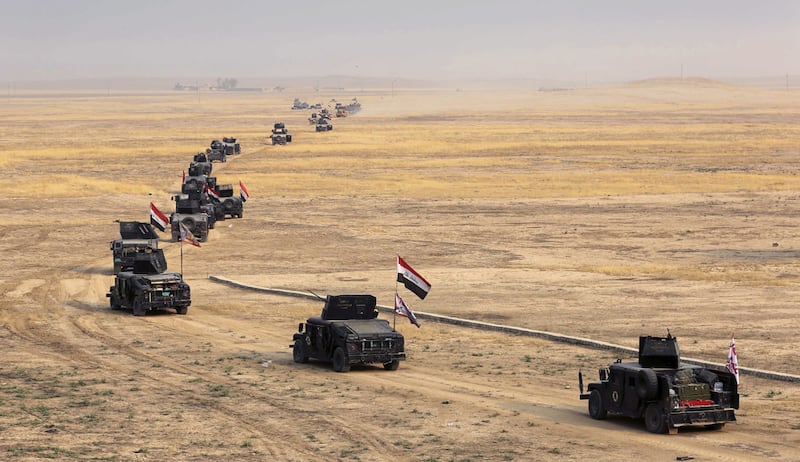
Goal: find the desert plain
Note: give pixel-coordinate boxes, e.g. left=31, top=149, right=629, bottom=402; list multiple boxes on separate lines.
left=1, top=79, right=800, bottom=461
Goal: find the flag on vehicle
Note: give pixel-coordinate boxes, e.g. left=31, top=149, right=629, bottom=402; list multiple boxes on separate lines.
left=397, top=256, right=431, bottom=299
left=179, top=222, right=201, bottom=247
left=395, top=293, right=420, bottom=327
left=149, top=202, right=169, bottom=232
left=181, top=170, right=186, bottom=184
left=239, top=180, right=250, bottom=202
left=205, top=184, right=220, bottom=201
left=726, top=334, right=739, bottom=385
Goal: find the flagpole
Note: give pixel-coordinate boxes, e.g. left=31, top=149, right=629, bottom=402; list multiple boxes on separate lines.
left=393, top=256, right=399, bottom=330
left=180, top=238, right=183, bottom=275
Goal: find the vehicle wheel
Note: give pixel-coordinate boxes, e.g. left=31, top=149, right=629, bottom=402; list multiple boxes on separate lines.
left=644, top=404, right=668, bottom=434
left=332, top=347, right=350, bottom=372
left=383, top=360, right=400, bottom=371
left=705, top=423, right=725, bottom=430
left=175, top=306, right=188, bottom=315
left=293, top=340, right=308, bottom=363
left=223, top=199, right=234, bottom=211
left=172, top=232, right=180, bottom=242
left=588, top=389, right=607, bottom=420
left=132, top=298, right=145, bottom=317
left=109, top=294, right=121, bottom=310
left=637, top=369, right=658, bottom=400
left=200, top=232, right=208, bottom=243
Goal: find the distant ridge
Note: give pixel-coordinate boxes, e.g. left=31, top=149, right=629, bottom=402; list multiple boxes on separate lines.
left=628, top=77, right=741, bottom=89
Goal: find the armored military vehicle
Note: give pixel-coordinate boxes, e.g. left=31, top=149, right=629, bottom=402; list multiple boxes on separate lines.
left=206, top=144, right=227, bottom=163
left=170, top=194, right=212, bottom=241
left=270, top=122, right=293, bottom=145
left=308, top=113, right=318, bottom=124
left=110, top=221, right=159, bottom=274
left=315, top=120, right=333, bottom=132
left=291, top=294, right=405, bottom=372
left=579, top=334, right=739, bottom=433
left=215, top=184, right=243, bottom=218
left=291, top=98, right=309, bottom=110
left=107, top=248, right=190, bottom=316
left=188, top=160, right=212, bottom=177
left=221, top=137, right=241, bottom=155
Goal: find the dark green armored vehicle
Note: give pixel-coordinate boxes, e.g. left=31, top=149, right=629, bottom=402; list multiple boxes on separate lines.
left=107, top=249, right=191, bottom=316
left=291, top=295, right=405, bottom=372
left=579, top=334, right=739, bottom=433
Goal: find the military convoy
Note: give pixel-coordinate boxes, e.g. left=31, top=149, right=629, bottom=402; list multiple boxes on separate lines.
left=291, top=294, right=405, bottom=372
left=579, top=334, right=739, bottom=433
left=270, top=122, right=292, bottom=145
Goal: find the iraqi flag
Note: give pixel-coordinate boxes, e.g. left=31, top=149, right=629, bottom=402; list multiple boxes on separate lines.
left=149, top=202, right=169, bottom=232
left=726, top=335, right=740, bottom=385
left=205, top=184, right=220, bottom=201
left=179, top=222, right=201, bottom=247
left=395, top=293, right=420, bottom=327
left=239, top=180, right=250, bottom=202
left=397, top=256, right=431, bottom=300
left=181, top=170, right=186, bottom=184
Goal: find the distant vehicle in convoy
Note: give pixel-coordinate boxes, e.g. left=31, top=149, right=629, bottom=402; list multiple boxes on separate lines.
left=110, top=221, right=159, bottom=274
left=170, top=193, right=212, bottom=241
left=315, top=119, right=333, bottom=132
left=270, top=122, right=293, bottom=145
left=221, top=137, right=241, bottom=155
left=106, top=248, right=190, bottom=316
left=308, top=113, right=319, bottom=125
left=215, top=184, right=244, bottom=218
left=291, top=98, right=309, bottom=110
left=291, top=294, right=406, bottom=372
left=579, top=333, right=739, bottom=434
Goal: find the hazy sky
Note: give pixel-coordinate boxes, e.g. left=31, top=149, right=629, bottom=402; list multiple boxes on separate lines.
left=2, top=0, right=798, bottom=82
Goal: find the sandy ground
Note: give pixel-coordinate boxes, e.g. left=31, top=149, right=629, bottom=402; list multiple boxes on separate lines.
left=1, top=82, right=800, bottom=461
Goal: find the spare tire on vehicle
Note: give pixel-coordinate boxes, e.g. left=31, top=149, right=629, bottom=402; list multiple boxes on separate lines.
left=181, top=216, right=196, bottom=231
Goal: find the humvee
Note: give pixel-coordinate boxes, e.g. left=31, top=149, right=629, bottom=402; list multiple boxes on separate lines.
left=315, top=119, right=333, bottom=132
left=270, top=122, right=293, bottom=145
left=579, top=334, right=739, bottom=433
left=110, top=221, right=159, bottom=274
left=170, top=194, right=212, bottom=241
left=206, top=145, right=227, bottom=163
left=221, top=137, right=241, bottom=155
left=188, top=160, right=212, bottom=177
left=291, top=294, right=405, bottom=372
left=216, top=184, right=243, bottom=218
left=107, top=249, right=190, bottom=316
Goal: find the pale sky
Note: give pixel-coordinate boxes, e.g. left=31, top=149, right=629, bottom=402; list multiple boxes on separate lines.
left=2, top=0, right=798, bottom=82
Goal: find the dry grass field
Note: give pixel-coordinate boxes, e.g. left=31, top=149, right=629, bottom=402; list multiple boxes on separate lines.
left=1, top=79, right=800, bottom=461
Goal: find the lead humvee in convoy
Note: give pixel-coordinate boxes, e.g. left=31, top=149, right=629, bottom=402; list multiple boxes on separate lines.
left=107, top=248, right=191, bottom=316
left=579, top=334, right=739, bottom=433
left=291, top=294, right=406, bottom=372
left=110, top=221, right=159, bottom=274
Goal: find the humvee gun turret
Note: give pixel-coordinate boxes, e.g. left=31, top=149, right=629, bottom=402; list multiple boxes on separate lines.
left=291, top=294, right=405, bottom=372
left=579, top=334, right=739, bottom=433
left=107, top=249, right=190, bottom=316
left=110, top=221, right=159, bottom=274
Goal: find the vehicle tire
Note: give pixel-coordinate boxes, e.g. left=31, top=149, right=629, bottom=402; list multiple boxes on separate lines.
left=644, top=404, right=669, bottom=434
left=705, top=423, right=725, bottom=430
left=132, top=298, right=145, bottom=317
left=109, top=294, right=121, bottom=310
left=223, top=199, right=234, bottom=212
left=293, top=340, right=308, bottom=363
left=185, top=179, right=198, bottom=191
left=172, top=232, right=180, bottom=242
left=176, top=306, right=188, bottom=315
left=588, top=389, right=607, bottom=420
left=637, top=369, right=658, bottom=400
left=383, top=360, right=400, bottom=371
left=332, top=347, right=350, bottom=372
left=200, top=232, right=208, bottom=243
left=237, top=211, right=243, bottom=218
left=181, top=217, right=196, bottom=231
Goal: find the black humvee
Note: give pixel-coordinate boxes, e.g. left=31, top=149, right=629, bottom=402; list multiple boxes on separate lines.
left=291, top=295, right=405, bottom=372
left=170, top=194, right=212, bottom=241
left=221, top=137, right=241, bottom=155
left=110, top=221, right=159, bottom=274
left=216, top=184, right=243, bottom=218
left=107, top=249, right=190, bottom=316
left=579, top=334, right=739, bottom=433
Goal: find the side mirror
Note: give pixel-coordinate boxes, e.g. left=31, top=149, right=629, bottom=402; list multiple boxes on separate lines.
left=599, top=368, right=608, bottom=381
left=297, top=323, right=304, bottom=333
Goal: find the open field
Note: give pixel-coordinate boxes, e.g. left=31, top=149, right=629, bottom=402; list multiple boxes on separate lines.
left=1, top=80, right=800, bottom=461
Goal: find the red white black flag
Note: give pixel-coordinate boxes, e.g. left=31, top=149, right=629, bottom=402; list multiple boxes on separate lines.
left=179, top=222, right=201, bottom=247
left=149, top=202, right=169, bottom=232
left=205, top=184, right=220, bottom=201
left=397, top=256, right=431, bottom=300
left=395, top=293, right=420, bottom=327
left=239, top=180, right=250, bottom=202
